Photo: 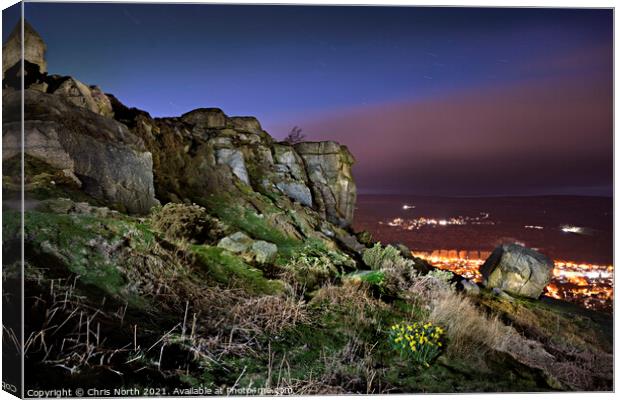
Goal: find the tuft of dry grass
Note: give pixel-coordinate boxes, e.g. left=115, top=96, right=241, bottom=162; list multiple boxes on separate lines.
left=23, top=271, right=136, bottom=375
left=271, top=336, right=379, bottom=395
left=150, top=202, right=226, bottom=244
left=428, top=290, right=511, bottom=356
left=310, top=280, right=387, bottom=317
left=229, top=295, right=308, bottom=335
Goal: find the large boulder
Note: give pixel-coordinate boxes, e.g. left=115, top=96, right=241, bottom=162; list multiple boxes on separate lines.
left=273, top=144, right=308, bottom=182
left=271, top=144, right=313, bottom=206
left=181, top=108, right=227, bottom=129
left=2, top=89, right=158, bottom=214
left=228, top=116, right=263, bottom=134
left=275, top=181, right=313, bottom=206
left=480, top=243, right=554, bottom=299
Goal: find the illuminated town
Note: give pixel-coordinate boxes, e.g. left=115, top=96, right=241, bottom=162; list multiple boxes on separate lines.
left=411, top=250, right=614, bottom=312
left=380, top=211, right=494, bottom=230
left=357, top=199, right=614, bottom=313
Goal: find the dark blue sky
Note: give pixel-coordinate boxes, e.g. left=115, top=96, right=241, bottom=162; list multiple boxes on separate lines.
left=4, top=3, right=613, bottom=196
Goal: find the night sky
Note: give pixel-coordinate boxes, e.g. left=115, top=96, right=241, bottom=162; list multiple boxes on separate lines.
left=3, top=3, right=613, bottom=196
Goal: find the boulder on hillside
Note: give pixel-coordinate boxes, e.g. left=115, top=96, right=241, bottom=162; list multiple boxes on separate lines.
left=181, top=108, right=227, bottom=129
left=217, top=232, right=278, bottom=264
left=480, top=243, right=554, bottom=299
left=275, top=181, right=313, bottom=206
left=217, top=232, right=254, bottom=254
left=272, top=143, right=313, bottom=206
left=251, top=240, right=278, bottom=264
left=228, top=116, right=263, bottom=134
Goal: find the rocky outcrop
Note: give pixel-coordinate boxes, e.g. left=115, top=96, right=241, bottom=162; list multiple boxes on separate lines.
left=125, top=107, right=357, bottom=227
left=2, top=89, right=158, bottom=213
left=181, top=108, right=227, bottom=129
left=294, top=141, right=356, bottom=226
left=2, top=19, right=47, bottom=77
left=480, top=243, right=554, bottom=299
left=2, top=18, right=358, bottom=241
left=272, top=143, right=313, bottom=207
left=50, top=77, right=114, bottom=117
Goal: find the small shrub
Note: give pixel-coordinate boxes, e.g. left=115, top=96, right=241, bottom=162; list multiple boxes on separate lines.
left=381, top=263, right=420, bottom=293
left=426, top=269, right=456, bottom=290
left=361, top=243, right=421, bottom=293
left=356, top=230, right=373, bottom=246
left=389, top=322, right=444, bottom=367
left=283, top=126, right=306, bottom=144
left=151, top=202, right=225, bottom=243
left=283, top=240, right=353, bottom=291
left=310, top=281, right=388, bottom=330
left=362, top=243, right=415, bottom=272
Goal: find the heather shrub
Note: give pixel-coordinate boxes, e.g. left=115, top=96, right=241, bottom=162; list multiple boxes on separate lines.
left=426, top=269, right=456, bottom=290
left=363, top=243, right=412, bottom=271
left=283, top=240, right=353, bottom=291
left=151, top=202, right=226, bottom=243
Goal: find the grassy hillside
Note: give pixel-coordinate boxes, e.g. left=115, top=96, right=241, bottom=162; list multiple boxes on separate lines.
left=3, top=197, right=612, bottom=393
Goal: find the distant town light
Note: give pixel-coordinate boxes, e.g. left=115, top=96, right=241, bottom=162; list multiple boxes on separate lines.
left=383, top=212, right=494, bottom=230
left=561, top=225, right=584, bottom=234
left=524, top=225, right=544, bottom=230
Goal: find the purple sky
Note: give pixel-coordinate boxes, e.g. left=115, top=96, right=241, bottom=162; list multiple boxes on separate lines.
left=274, top=50, right=612, bottom=196
left=5, top=4, right=613, bottom=196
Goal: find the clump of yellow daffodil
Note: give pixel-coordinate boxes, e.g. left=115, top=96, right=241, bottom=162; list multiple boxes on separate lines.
left=388, top=322, right=444, bottom=367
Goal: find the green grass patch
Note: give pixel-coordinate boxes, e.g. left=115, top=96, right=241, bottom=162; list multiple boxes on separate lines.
left=2, top=209, right=21, bottom=240
left=23, top=211, right=126, bottom=293
left=15, top=210, right=155, bottom=305
left=200, top=194, right=303, bottom=260
left=347, top=270, right=385, bottom=285
left=191, top=245, right=283, bottom=295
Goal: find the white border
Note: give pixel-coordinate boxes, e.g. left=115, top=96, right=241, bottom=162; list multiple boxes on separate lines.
left=0, top=1, right=616, bottom=400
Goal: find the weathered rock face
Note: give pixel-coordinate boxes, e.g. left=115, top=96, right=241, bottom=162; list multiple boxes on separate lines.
left=50, top=77, right=114, bottom=117
left=2, top=89, right=158, bottom=213
left=126, top=106, right=357, bottom=227
left=294, top=141, right=357, bottom=226
left=215, top=148, right=250, bottom=185
left=272, top=143, right=313, bottom=207
left=2, top=19, right=47, bottom=77
left=181, top=108, right=227, bottom=129
left=480, top=243, right=554, bottom=299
